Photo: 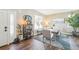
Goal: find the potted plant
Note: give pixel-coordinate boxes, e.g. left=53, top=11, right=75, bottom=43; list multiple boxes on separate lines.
left=66, top=13, right=79, bottom=36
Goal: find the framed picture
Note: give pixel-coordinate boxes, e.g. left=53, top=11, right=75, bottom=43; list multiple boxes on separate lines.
left=23, top=15, right=32, bottom=21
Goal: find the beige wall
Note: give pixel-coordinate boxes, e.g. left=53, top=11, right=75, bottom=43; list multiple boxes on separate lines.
left=16, top=9, right=44, bottom=24
left=45, top=10, right=79, bottom=20
left=0, top=9, right=44, bottom=43
left=16, top=9, right=45, bottom=36
left=42, top=10, right=79, bottom=31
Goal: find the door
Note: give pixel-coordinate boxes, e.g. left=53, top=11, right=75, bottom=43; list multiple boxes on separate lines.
left=0, top=12, right=9, bottom=47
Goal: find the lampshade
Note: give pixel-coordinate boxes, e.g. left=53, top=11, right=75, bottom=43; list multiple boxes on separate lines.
left=18, top=19, right=27, bottom=25
left=42, top=20, right=49, bottom=27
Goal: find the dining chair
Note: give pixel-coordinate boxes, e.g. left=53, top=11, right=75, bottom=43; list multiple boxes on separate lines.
left=42, top=30, right=52, bottom=47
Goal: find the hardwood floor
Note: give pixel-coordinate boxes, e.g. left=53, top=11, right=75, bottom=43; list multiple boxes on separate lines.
left=0, top=39, right=60, bottom=50
left=1, top=35, right=79, bottom=50
left=0, top=39, right=33, bottom=50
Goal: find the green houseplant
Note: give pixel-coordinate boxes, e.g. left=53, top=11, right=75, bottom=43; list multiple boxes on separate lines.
left=66, top=13, right=79, bottom=36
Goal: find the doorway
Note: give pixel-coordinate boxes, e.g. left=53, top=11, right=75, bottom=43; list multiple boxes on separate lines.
left=0, top=12, right=9, bottom=47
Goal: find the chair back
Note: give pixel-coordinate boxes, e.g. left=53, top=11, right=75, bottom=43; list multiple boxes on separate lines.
left=42, top=30, right=51, bottom=39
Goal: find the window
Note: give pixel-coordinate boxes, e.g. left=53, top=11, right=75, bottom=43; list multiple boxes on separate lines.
left=34, top=15, right=43, bottom=30
left=50, top=18, right=73, bottom=32
left=49, top=18, right=65, bottom=30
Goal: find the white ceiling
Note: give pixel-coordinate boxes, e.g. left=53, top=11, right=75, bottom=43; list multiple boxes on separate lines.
left=35, top=9, right=75, bottom=15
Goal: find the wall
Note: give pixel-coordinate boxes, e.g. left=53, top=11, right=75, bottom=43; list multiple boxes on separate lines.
left=44, top=10, right=79, bottom=29
left=16, top=9, right=45, bottom=36
left=16, top=9, right=44, bottom=25
left=0, top=9, right=44, bottom=44
left=45, top=10, right=79, bottom=20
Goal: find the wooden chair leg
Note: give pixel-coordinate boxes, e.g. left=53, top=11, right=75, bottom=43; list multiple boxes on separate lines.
left=43, top=37, right=45, bottom=43
left=49, top=39, right=52, bottom=48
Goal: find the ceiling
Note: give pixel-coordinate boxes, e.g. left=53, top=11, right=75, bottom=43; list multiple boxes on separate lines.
left=35, top=9, right=75, bottom=15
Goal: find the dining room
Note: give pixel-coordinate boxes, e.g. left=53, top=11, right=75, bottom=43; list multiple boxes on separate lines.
left=0, top=9, right=79, bottom=50
left=34, top=9, right=79, bottom=50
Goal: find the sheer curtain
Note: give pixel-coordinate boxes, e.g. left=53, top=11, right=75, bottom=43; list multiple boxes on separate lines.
left=34, top=15, right=43, bottom=30
left=34, top=15, right=43, bottom=35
